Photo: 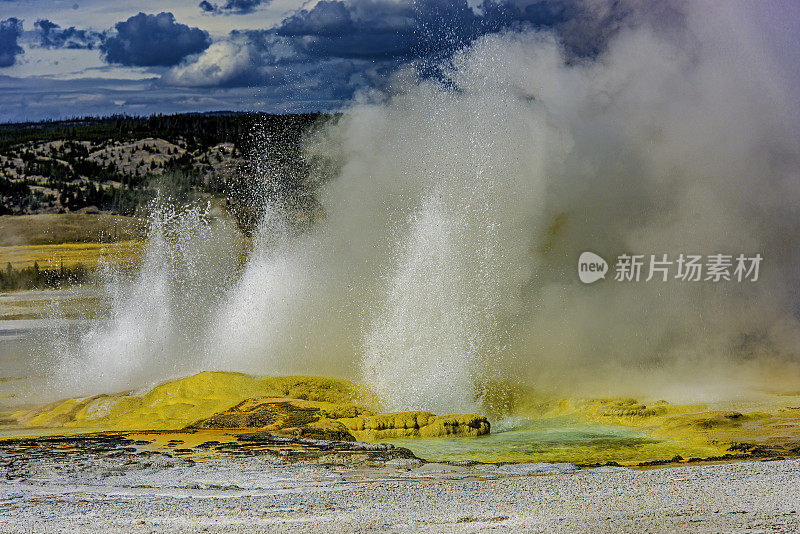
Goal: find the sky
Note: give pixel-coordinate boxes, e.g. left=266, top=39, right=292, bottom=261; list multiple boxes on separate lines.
left=0, top=0, right=798, bottom=123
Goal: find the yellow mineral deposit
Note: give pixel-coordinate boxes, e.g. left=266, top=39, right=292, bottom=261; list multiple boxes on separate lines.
left=13, top=370, right=800, bottom=465
left=14, top=372, right=490, bottom=441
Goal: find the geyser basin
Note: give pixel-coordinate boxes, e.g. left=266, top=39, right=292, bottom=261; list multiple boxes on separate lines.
left=6, top=372, right=800, bottom=466
left=4, top=1, right=799, bottom=474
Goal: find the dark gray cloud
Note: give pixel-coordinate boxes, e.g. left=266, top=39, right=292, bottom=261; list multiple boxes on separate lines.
left=0, top=17, right=23, bottom=67
left=198, top=0, right=270, bottom=15
left=34, top=19, right=102, bottom=49
left=101, top=12, right=211, bottom=67
left=271, top=0, right=650, bottom=63
left=275, top=0, right=480, bottom=60
left=165, top=0, right=648, bottom=96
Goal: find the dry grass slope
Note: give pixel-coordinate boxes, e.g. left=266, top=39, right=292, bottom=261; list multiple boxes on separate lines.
left=0, top=214, right=143, bottom=246
left=0, top=241, right=143, bottom=270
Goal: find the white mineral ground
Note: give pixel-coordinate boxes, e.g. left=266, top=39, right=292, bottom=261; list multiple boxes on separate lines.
left=1, top=454, right=798, bottom=532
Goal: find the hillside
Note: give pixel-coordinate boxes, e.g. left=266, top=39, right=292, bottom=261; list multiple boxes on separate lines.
left=0, top=112, right=326, bottom=217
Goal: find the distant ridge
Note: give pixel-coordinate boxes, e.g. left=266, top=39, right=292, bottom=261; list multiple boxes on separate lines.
left=0, top=110, right=329, bottom=129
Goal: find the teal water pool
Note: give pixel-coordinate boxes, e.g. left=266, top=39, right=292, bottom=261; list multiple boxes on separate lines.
left=382, top=416, right=720, bottom=464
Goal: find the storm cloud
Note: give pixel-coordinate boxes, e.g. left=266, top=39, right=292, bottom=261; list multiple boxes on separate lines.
left=34, top=19, right=101, bottom=49
left=101, top=12, right=211, bottom=67
left=164, top=0, right=638, bottom=96
left=272, top=0, right=649, bottom=61
left=198, top=0, right=270, bottom=15
left=0, top=18, right=23, bottom=67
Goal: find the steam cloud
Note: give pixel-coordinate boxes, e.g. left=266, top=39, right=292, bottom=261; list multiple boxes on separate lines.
left=46, top=2, right=800, bottom=411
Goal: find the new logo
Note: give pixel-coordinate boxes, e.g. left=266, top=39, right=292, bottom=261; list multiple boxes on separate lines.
left=578, top=251, right=608, bottom=284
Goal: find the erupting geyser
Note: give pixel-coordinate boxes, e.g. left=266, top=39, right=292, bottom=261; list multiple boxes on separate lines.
left=39, top=2, right=800, bottom=412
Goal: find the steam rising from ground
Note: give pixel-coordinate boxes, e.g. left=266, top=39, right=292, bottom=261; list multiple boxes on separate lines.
left=46, top=203, right=241, bottom=395
left=44, top=3, right=800, bottom=411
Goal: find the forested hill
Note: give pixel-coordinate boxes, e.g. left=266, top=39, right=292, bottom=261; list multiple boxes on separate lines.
left=0, top=112, right=328, bottom=216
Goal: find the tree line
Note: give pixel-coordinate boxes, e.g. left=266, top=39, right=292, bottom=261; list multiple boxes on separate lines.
left=0, top=261, right=94, bottom=291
